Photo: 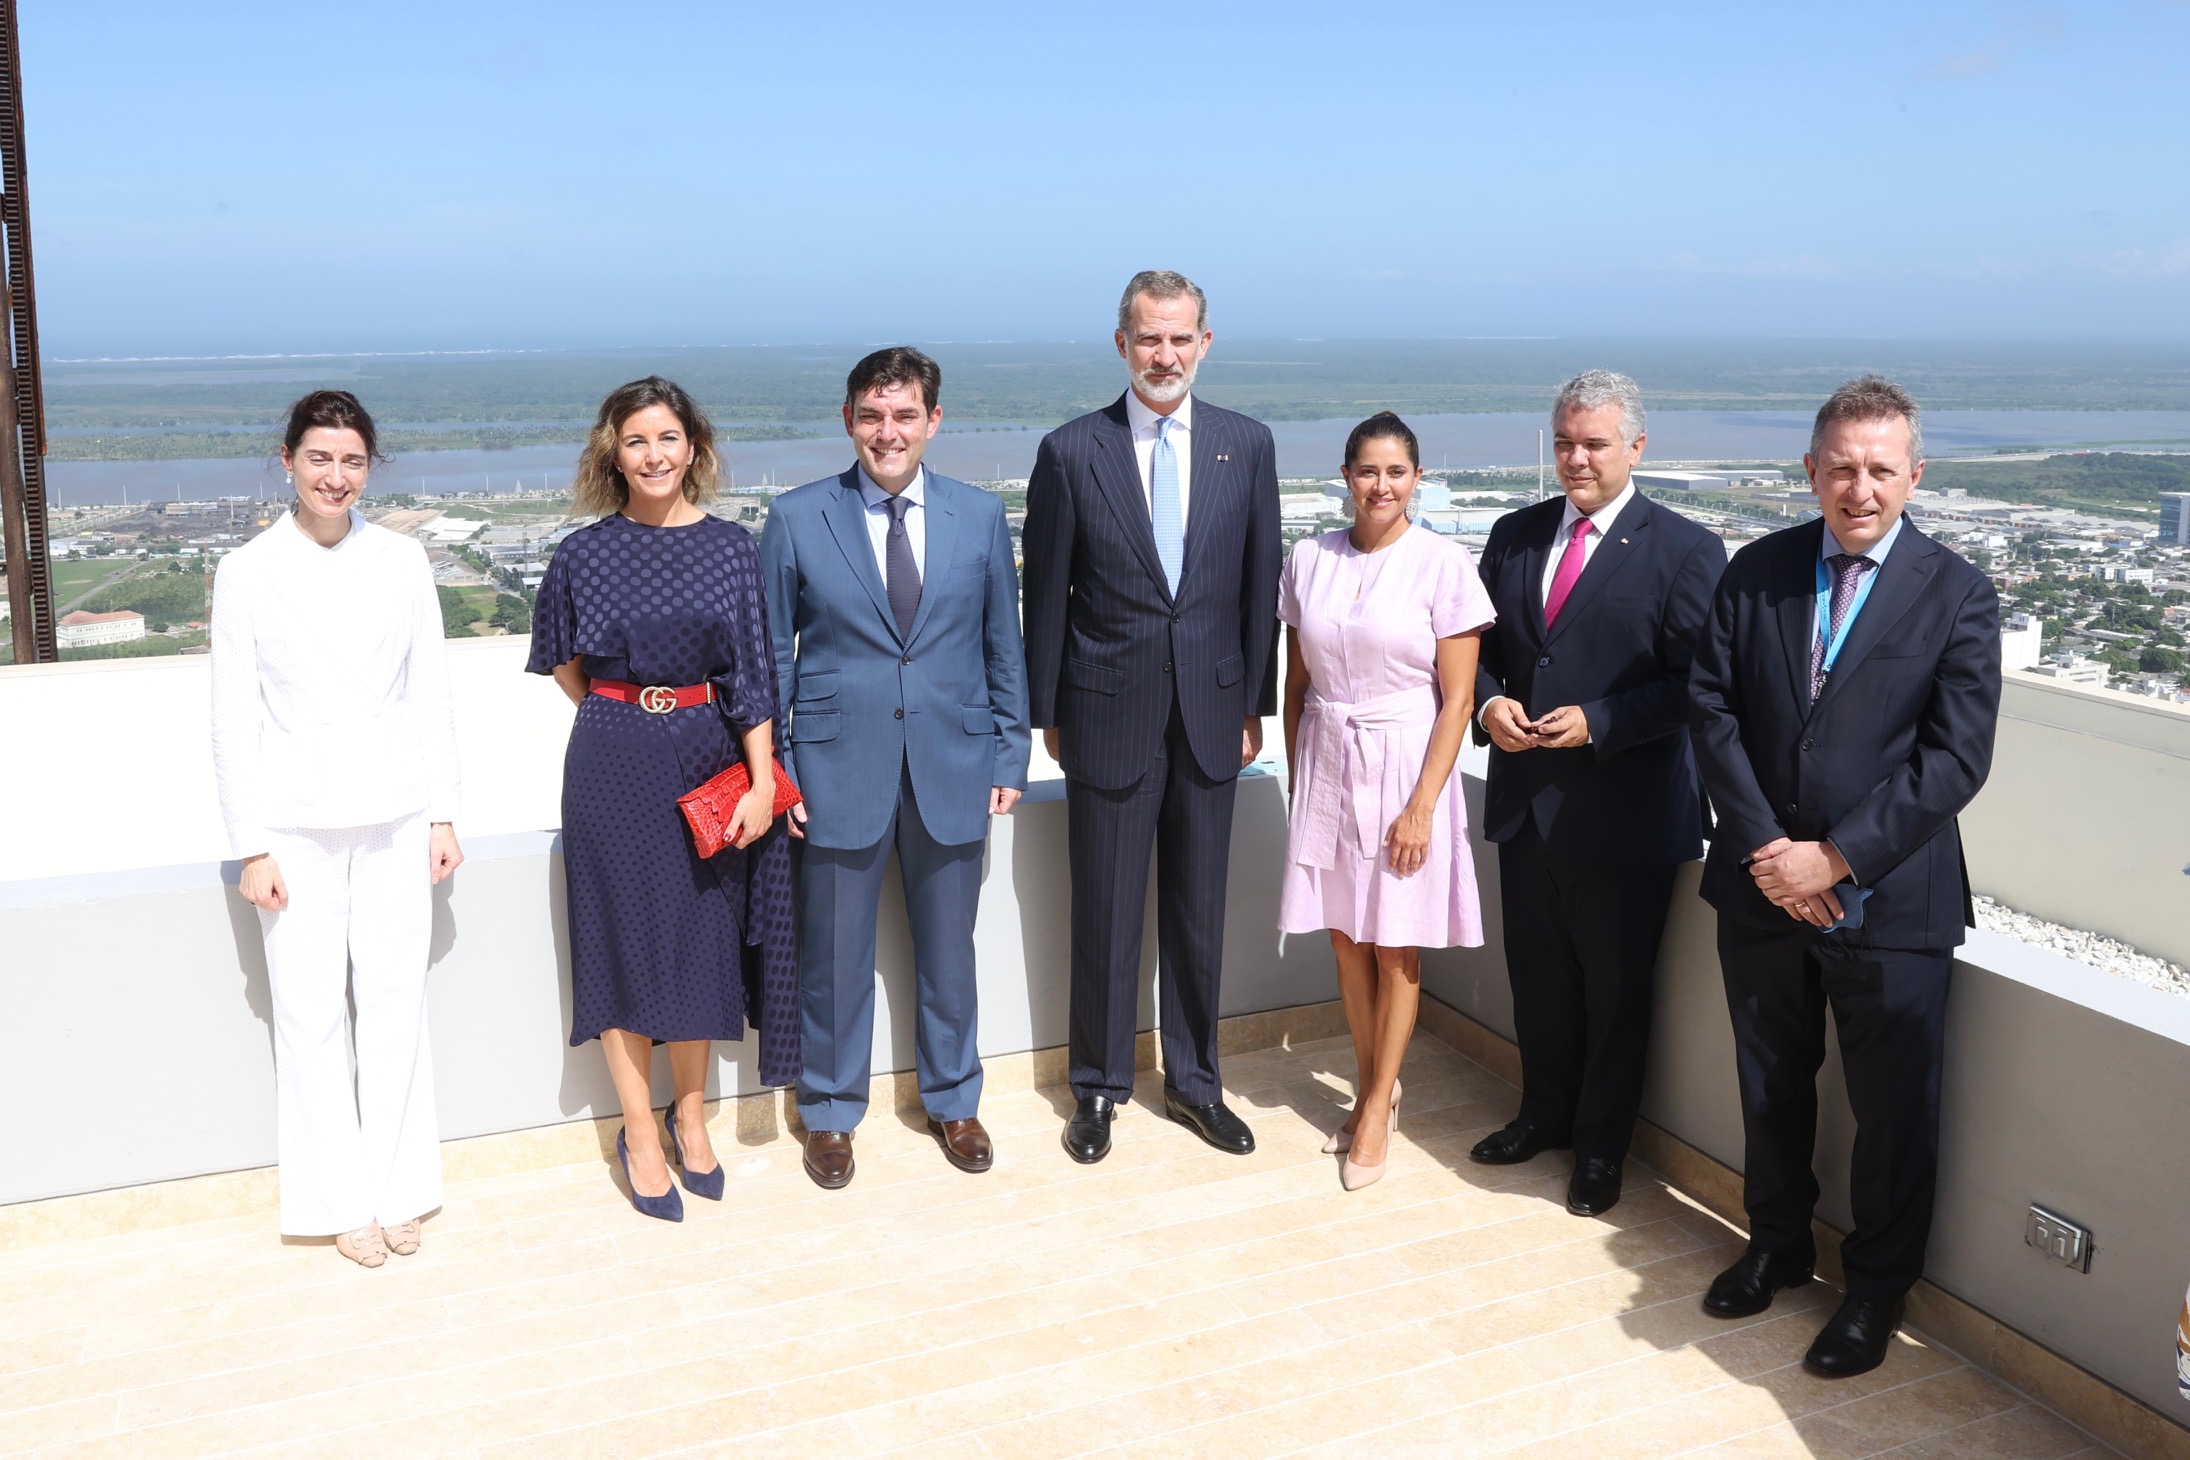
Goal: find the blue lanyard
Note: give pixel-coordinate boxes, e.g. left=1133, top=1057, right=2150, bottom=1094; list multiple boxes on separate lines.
left=1813, top=553, right=1875, bottom=678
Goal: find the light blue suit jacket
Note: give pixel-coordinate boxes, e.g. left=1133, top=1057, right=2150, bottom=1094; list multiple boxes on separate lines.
left=761, top=468, right=1031, bottom=850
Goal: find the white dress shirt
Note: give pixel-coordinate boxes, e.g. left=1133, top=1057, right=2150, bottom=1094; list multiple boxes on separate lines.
left=210, top=509, right=460, bottom=858
left=1538, top=478, right=1637, bottom=606
left=1125, top=389, right=1193, bottom=526
left=857, top=465, right=927, bottom=578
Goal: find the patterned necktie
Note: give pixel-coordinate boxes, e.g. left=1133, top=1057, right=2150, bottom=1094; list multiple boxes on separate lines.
left=1811, top=552, right=1875, bottom=701
left=1542, top=515, right=1593, bottom=627
left=1150, top=415, right=1184, bottom=593
left=884, top=492, right=920, bottom=639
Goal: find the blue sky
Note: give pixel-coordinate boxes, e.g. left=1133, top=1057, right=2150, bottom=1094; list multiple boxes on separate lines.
left=24, top=1, right=2190, bottom=353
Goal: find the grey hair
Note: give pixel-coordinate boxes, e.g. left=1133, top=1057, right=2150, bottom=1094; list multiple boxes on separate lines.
left=1810, top=374, right=1924, bottom=463
left=1117, top=269, right=1208, bottom=334
left=1551, top=369, right=1646, bottom=444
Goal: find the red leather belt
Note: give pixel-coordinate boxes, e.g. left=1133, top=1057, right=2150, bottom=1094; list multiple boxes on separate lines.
left=590, top=679, right=716, bottom=714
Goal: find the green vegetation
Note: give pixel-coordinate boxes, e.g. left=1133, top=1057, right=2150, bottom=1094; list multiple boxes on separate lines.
left=1920, top=452, right=2190, bottom=521
left=435, top=583, right=530, bottom=637
left=1638, top=486, right=1794, bottom=526
left=79, top=566, right=208, bottom=623
left=488, top=592, right=532, bottom=634
left=438, top=584, right=495, bottom=635
left=50, top=558, right=131, bottom=610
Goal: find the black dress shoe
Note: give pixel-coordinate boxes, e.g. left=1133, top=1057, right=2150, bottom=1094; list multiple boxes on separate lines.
left=1805, top=1294, right=1904, bottom=1377
left=1566, top=1158, right=1623, bottom=1216
left=1162, top=1091, right=1255, bottom=1154
left=1703, top=1240, right=1816, bottom=1318
left=1468, top=1121, right=1568, bottom=1166
left=1062, top=1095, right=1116, bottom=1164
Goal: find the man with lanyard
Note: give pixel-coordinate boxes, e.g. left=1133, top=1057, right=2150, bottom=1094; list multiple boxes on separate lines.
left=1689, top=376, right=2001, bottom=1378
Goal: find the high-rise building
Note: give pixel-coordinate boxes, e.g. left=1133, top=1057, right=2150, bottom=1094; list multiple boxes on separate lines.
left=2162, top=491, right=2190, bottom=545
left=2001, top=612, right=2045, bottom=671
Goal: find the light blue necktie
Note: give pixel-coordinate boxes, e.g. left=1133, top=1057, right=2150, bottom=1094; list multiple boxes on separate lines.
left=1150, top=415, right=1183, bottom=593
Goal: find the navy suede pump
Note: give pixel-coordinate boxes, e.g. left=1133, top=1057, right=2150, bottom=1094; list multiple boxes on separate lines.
left=616, top=1127, right=684, bottom=1222
left=663, top=1104, right=725, bottom=1201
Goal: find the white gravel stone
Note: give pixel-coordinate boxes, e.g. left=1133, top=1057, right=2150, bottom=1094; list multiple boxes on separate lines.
left=1973, top=895, right=2190, bottom=998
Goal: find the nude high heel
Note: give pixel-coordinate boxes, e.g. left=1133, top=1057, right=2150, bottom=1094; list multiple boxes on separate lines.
left=1340, top=1098, right=1400, bottom=1191
left=382, top=1219, right=420, bottom=1256
left=1323, top=1079, right=1399, bottom=1155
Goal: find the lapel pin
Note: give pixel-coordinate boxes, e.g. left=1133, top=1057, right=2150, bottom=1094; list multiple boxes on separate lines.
left=1216, top=453, right=1229, bottom=462
left=1620, top=537, right=1629, bottom=544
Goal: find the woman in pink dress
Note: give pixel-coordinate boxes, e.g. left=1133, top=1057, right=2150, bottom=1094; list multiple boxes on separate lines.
left=1279, top=412, right=1494, bottom=1190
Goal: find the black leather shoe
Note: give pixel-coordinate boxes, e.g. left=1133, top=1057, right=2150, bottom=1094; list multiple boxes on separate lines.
left=1468, top=1121, right=1568, bottom=1166
left=1163, top=1091, right=1255, bottom=1154
left=1703, top=1240, right=1816, bottom=1318
left=1805, top=1294, right=1905, bottom=1377
left=1062, top=1095, right=1115, bottom=1164
left=1566, top=1158, right=1623, bottom=1216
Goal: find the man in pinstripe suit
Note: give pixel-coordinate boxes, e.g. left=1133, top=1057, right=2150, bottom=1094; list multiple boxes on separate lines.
left=1022, top=270, right=1282, bottom=1164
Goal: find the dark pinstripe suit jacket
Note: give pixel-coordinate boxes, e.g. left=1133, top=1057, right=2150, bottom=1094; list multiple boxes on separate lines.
left=1022, top=393, right=1280, bottom=790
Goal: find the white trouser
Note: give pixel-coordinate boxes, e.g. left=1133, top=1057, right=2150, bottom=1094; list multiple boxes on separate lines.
left=258, top=813, right=442, bottom=1236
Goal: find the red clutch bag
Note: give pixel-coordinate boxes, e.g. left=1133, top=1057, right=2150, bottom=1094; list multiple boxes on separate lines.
left=677, top=758, right=803, bottom=858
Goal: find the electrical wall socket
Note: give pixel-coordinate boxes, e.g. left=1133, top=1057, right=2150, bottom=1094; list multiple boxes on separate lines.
left=2026, top=1203, right=2092, bottom=1272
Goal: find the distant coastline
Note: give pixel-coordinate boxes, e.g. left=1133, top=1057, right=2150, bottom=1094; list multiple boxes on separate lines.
left=41, top=408, right=2190, bottom=508
left=47, top=422, right=816, bottom=463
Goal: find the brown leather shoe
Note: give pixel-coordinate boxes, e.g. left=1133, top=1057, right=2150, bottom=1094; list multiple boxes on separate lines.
left=927, top=1116, right=993, bottom=1173
left=803, top=1129, right=854, bottom=1189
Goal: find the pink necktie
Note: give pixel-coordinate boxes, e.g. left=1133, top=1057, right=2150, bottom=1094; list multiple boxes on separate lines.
left=1543, top=516, right=1593, bottom=627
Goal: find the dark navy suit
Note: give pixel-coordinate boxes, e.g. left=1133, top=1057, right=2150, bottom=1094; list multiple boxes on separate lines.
left=1022, top=393, right=1280, bottom=1103
left=1689, top=516, right=2000, bottom=1300
left=762, top=468, right=1030, bottom=1132
left=1473, top=489, right=1723, bottom=1163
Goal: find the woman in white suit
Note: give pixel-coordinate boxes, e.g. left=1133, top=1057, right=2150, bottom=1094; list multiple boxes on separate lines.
left=210, top=390, right=464, bottom=1268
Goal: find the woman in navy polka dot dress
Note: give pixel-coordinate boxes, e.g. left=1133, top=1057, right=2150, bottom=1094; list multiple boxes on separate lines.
left=528, top=377, right=797, bottom=1220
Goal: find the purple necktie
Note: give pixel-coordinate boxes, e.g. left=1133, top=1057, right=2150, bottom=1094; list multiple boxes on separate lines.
left=1543, top=516, right=1593, bottom=627
left=884, top=493, right=921, bottom=639
left=1811, top=553, right=1875, bottom=701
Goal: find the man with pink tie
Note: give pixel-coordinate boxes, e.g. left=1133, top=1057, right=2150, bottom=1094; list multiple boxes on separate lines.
left=1466, top=371, right=1724, bottom=1217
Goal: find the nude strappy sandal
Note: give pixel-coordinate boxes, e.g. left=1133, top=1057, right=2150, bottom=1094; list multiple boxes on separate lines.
left=335, top=1224, right=388, bottom=1268
left=382, top=1220, right=420, bottom=1256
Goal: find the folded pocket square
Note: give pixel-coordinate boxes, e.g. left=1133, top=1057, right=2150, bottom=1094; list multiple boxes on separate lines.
left=1824, top=884, right=1873, bottom=933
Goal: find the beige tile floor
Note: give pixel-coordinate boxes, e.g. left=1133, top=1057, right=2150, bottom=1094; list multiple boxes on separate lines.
left=0, top=1032, right=2118, bottom=1459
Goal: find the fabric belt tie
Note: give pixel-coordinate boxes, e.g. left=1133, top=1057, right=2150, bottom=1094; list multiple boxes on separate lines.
left=1290, top=684, right=1441, bottom=871
left=589, top=679, right=716, bottom=713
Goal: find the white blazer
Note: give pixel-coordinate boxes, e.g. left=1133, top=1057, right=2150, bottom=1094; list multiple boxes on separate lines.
left=209, top=510, right=460, bottom=857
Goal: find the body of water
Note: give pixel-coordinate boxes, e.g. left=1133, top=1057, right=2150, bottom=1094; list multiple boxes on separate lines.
left=43, top=410, right=2190, bottom=507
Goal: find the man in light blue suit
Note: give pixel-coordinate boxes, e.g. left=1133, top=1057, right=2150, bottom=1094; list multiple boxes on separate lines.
left=761, top=347, right=1031, bottom=1189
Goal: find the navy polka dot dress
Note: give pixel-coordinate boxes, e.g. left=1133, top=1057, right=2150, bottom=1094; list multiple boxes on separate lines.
left=526, top=513, right=798, bottom=1086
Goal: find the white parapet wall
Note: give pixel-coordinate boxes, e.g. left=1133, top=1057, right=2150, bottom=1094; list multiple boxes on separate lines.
left=1963, top=670, right=2190, bottom=972
left=0, top=640, right=1336, bottom=1202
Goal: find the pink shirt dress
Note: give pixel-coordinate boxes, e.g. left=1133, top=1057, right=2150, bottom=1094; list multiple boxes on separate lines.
left=1278, top=525, right=1496, bottom=949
